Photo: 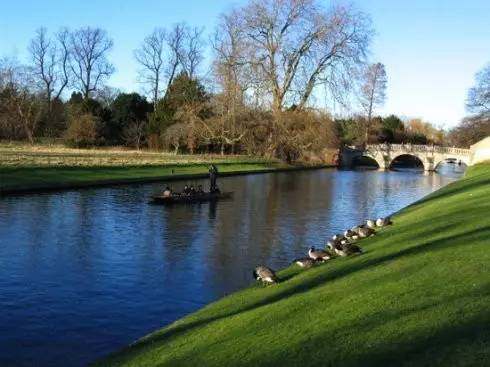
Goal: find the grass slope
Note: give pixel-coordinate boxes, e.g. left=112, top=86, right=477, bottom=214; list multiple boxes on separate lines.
left=98, top=164, right=490, bottom=367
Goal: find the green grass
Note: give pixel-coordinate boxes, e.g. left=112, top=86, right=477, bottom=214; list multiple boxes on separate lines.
left=97, top=163, right=490, bottom=367
left=0, top=163, right=287, bottom=192
left=0, top=142, right=332, bottom=193
left=1, top=142, right=313, bottom=193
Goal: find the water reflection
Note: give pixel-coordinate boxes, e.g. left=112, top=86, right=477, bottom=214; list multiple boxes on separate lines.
left=0, top=168, right=462, bottom=366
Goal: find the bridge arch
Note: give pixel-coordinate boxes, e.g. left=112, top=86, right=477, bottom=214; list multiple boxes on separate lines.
left=433, top=157, right=469, bottom=171
left=351, top=155, right=380, bottom=169
left=389, top=154, right=425, bottom=171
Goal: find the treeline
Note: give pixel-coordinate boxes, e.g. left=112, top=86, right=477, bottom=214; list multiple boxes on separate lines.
left=0, top=0, right=487, bottom=161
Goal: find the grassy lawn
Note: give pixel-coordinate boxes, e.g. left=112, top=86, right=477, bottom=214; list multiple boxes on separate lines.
left=97, top=163, right=490, bottom=367
left=0, top=142, right=303, bottom=193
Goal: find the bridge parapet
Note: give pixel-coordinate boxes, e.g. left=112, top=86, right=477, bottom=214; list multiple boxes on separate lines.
left=366, top=144, right=471, bottom=156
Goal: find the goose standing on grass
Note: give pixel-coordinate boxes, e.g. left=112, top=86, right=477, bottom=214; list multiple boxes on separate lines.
left=358, top=227, right=375, bottom=238
left=376, top=217, right=392, bottom=227
left=327, top=239, right=341, bottom=250
left=344, top=229, right=355, bottom=237
left=308, top=247, right=332, bottom=261
left=293, top=257, right=318, bottom=268
left=351, top=224, right=364, bottom=233
left=333, top=242, right=363, bottom=257
left=366, top=219, right=376, bottom=229
left=332, top=234, right=346, bottom=242
left=253, top=266, right=278, bottom=284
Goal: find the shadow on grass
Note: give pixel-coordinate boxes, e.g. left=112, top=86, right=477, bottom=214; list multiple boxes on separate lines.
left=98, top=225, right=489, bottom=365
left=347, top=313, right=490, bottom=367
left=243, top=283, right=490, bottom=367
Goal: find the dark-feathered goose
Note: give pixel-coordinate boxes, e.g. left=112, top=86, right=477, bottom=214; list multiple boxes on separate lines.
left=333, top=242, right=363, bottom=257
left=327, top=239, right=341, bottom=250
left=308, top=247, right=331, bottom=261
left=332, top=234, right=346, bottom=241
left=253, top=266, right=278, bottom=284
left=358, top=227, right=375, bottom=238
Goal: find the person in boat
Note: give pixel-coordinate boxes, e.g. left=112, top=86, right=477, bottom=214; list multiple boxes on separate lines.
left=197, top=185, right=204, bottom=195
left=189, top=185, right=196, bottom=195
left=209, top=164, right=218, bottom=192
left=162, top=186, right=172, bottom=197
left=183, top=184, right=191, bottom=195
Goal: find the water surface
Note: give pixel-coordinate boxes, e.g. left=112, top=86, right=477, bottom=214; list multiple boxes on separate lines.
left=0, top=164, right=464, bottom=366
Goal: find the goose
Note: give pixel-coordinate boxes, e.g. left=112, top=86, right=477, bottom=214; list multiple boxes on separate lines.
left=253, top=266, right=278, bottom=284
left=366, top=219, right=376, bottom=229
left=327, top=239, right=341, bottom=249
left=332, top=234, right=346, bottom=241
left=358, top=227, right=375, bottom=238
left=344, top=229, right=355, bottom=237
left=351, top=224, right=365, bottom=233
left=308, top=247, right=331, bottom=261
left=332, top=242, right=363, bottom=257
left=342, top=242, right=363, bottom=255
left=293, top=257, right=318, bottom=268
left=376, top=217, right=392, bottom=227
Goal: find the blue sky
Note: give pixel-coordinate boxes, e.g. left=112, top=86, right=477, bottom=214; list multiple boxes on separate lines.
left=0, top=0, right=489, bottom=128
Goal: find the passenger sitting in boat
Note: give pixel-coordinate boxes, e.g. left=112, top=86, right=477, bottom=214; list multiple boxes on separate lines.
left=162, top=186, right=172, bottom=197
left=183, top=185, right=191, bottom=195
left=197, top=185, right=204, bottom=194
left=189, top=185, right=196, bottom=195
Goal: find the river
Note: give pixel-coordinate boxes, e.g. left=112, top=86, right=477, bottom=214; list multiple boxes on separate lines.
left=0, top=164, right=464, bottom=366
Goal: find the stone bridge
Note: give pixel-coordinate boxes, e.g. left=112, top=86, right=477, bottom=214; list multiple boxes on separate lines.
left=340, top=144, right=472, bottom=171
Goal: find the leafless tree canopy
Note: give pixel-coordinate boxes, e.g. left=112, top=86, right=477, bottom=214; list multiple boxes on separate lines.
left=69, top=27, right=114, bottom=99
left=135, top=23, right=204, bottom=107
left=28, top=27, right=71, bottom=111
left=467, top=63, right=490, bottom=115
left=359, top=63, right=387, bottom=120
left=221, top=0, right=372, bottom=114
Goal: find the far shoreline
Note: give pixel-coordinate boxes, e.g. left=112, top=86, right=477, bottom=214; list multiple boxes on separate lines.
left=0, top=163, right=333, bottom=196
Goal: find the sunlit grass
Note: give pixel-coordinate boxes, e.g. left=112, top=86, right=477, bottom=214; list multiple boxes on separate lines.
left=97, top=163, right=490, bottom=367
left=0, top=142, right=302, bottom=192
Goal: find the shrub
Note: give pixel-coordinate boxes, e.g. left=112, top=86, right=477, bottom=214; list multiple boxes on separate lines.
left=64, top=113, right=98, bottom=148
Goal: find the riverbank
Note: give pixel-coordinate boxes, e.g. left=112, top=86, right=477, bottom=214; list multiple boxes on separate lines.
left=98, top=162, right=490, bottom=367
left=0, top=143, right=329, bottom=195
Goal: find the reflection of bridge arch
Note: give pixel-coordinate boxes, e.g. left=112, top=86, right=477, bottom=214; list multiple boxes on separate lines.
left=341, top=144, right=472, bottom=172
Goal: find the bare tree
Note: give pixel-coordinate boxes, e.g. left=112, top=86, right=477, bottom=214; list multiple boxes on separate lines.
left=211, top=12, right=251, bottom=153
left=1, top=65, right=43, bottom=143
left=467, top=63, right=490, bottom=115
left=28, top=28, right=71, bottom=113
left=122, top=120, right=146, bottom=150
left=235, top=0, right=371, bottom=113
left=135, top=24, right=205, bottom=107
left=163, top=24, right=186, bottom=99
left=359, top=62, right=387, bottom=143
left=180, top=26, right=204, bottom=79
left=69, top=27, right=114, bottom=99
left=218, top=0, right=372, bottom=154
left=134, top=28, right=166, bottom=108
